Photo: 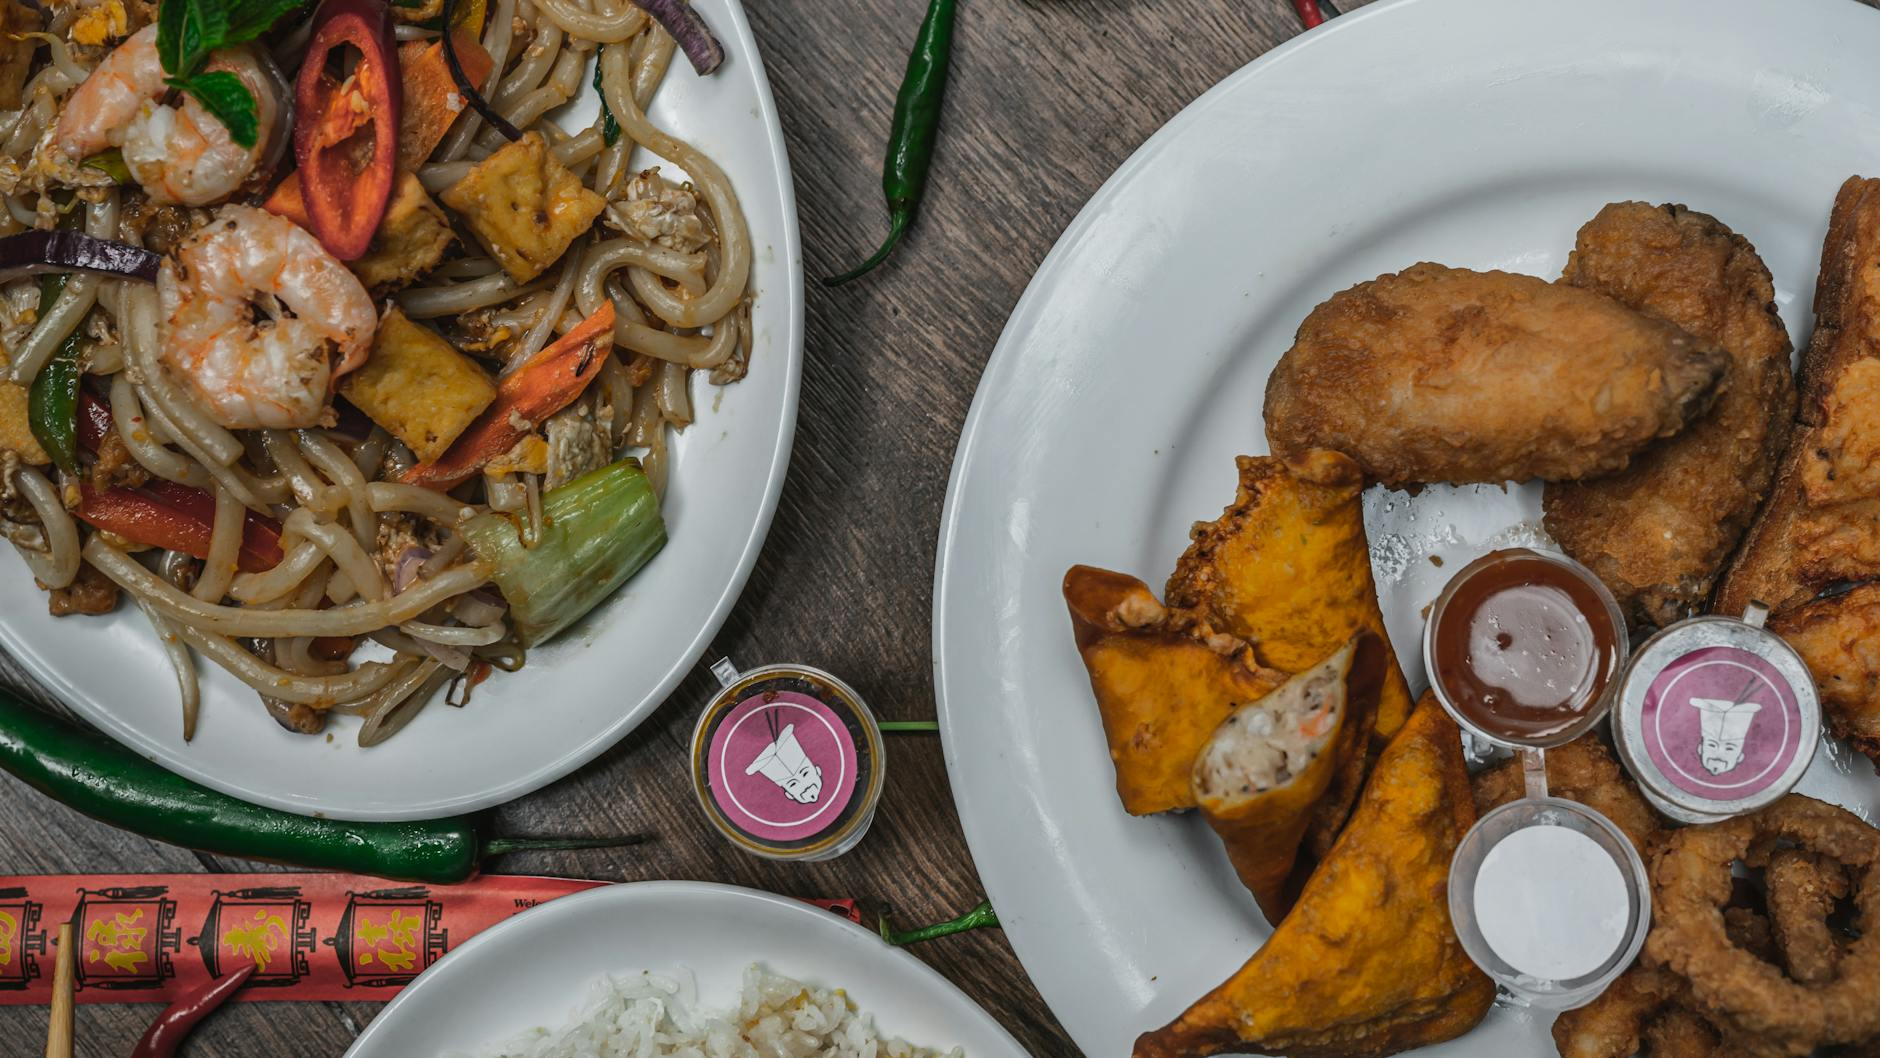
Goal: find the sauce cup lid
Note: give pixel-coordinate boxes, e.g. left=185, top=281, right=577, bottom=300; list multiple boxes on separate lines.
left=1611, top=609, right=1819, bottom=823
left=690, top=660, right=886, bottom=862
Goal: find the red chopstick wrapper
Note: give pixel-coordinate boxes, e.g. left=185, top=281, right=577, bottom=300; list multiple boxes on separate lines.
left=0, top=873, right=598, bottom=1005
left=0, top=875, right=865, bottom=1005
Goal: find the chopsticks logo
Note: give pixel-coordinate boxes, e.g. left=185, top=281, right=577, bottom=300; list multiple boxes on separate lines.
left=707, top=690, right=861, bottom=844
left=1643, top=646, right=1802, bottom=800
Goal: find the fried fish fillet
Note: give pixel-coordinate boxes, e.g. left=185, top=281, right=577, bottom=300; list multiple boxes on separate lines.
left=1165, top=450, right=1414, bottom=860
left=1471, top=733, right=1664, bottom=853
left=1064, top=565, right=1285, bottom=815
left=1192, top=633, right=1386, bottom=922
left=1717, top=176, right=1880, bottom=614
left=1263, top=263, right=1731, bottom=488
left=1135, top=694, right=1494, bottom=1058
left=1542, top=203, right=1794, bottom=628
left=1768, top=582, right=1880, bottom=761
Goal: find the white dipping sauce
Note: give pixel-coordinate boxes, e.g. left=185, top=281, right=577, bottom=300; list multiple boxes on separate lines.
left=1472, top=824, right=1628, bottom=981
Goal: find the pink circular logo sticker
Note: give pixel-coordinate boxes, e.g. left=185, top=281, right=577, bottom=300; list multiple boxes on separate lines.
left=1641, top=645, right=1802, bottom=802
left=704, top=690, right=861, bottom=845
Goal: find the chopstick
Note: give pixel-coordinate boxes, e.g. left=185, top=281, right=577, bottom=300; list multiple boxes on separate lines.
left=44, top=921, right=74, bottom=1058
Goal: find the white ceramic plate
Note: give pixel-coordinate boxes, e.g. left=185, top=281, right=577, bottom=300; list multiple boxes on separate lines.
left=933, top=0, right=1880, bottom=1053
left=0, top=0, right=801, bottom=820
left=342, top=882, right=1031, bottom=1058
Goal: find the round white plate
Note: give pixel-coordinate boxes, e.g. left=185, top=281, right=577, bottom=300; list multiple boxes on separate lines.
left=342, top=882, right=1030, bottom=1058
left=933, top=0, right=1880, bottom=1053
left=0, top=0, right=801, bottom=820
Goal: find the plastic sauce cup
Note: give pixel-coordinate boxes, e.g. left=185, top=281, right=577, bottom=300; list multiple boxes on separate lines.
left=691, top=659, right=886, bottom=862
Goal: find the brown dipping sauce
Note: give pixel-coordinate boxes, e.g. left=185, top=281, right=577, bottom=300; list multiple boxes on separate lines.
left=1427, top=550, right=1623, bottom=745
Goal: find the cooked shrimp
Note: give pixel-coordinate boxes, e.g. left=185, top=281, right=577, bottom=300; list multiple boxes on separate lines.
left=50, top=25, right=278, bottom=206
left=158, top=206, right=377, bottom=430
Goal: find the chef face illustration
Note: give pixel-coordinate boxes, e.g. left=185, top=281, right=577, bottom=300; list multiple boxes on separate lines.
left=1691, top=697, right=1761, bottom=776
left=744, top=723, right=823, bottom=804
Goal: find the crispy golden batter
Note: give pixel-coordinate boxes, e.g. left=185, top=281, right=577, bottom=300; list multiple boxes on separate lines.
left=1718, top=177, right=1880, bottom=615
left=1646, top=796, right=1880, bottom=1055
left=1542, top=202, right=1794, bottom=628
left=1761, top=848, right=1848, bottom=987
left=1165, top=450, right=1414, bottom=859
left=1135, top=695, right=1494, bottom=1058
left=1193, top=633, right=1386, bottom=922
left=1262, top=263, right=1730, bottom=488
left=1768, top=583, right=1880, bottom=761
left=1553, top=963, right=1686, bottom=1058
left=1471, top=734, right=1664, bottom=853
left=1064, top=565, right=1284, bottom=815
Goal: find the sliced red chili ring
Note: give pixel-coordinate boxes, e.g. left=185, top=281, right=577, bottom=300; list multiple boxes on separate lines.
left=293, top=0, right=402, bottom=261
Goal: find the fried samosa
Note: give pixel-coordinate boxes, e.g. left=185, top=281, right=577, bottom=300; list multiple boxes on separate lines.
left=1135, top=694, right=1494, bottom=1058
left=1193, top=632, right=1386, bottom=921
left=1166, top=449, right=1415, bottom=854
left=1065, top=565, right=1284, bottom=815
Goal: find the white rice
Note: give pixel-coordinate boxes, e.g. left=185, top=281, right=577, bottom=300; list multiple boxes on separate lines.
left=460, top=965, right=966, bottom=1058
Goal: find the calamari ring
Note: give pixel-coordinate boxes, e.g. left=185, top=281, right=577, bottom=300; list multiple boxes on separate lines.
left=1645, top=795, right=1880, bottom=1053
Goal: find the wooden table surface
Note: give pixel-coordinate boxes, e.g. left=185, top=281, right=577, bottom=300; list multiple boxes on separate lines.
left=0, top=0, right=1368, bottom=1053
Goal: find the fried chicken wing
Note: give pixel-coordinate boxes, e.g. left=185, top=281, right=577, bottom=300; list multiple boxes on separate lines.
left=1262, top=263, right=1731, bottom=488
left=1165, top=450, right=1414, bottom=858
left=1064, top=565, right=1284, bottom=815
left=1717, top=176, right=1880, bottom=614
left=1192, top=633, right=1386, bottom=921
left=1541, top=202, right=1795, bottom=628
left=1135, top=695, right=1494, bottom=1058
left=1768, top=583, right=1880, bottom=760
left=1471, top=733, right=1664, bottom=852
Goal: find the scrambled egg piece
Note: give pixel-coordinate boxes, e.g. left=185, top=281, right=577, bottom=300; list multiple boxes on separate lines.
left=68, top=0, right=129, bottom=46
left=340, top=309, right=496, bottom=463
left=0, top=382, right=49, bottom=465
left=351, top=173, right=455, bottom=292
left=440, top=132, right=605, bottom=283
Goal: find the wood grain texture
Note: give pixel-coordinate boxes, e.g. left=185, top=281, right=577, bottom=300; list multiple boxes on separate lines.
left=8, top=0, right=1874, bottom=1054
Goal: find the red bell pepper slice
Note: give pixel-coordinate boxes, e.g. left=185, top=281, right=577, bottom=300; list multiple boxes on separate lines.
left=77, top=482, right=286, bottom=573
left=293, top=0, right=401, bottom=261
left=402, top=302, right=617, bottom=491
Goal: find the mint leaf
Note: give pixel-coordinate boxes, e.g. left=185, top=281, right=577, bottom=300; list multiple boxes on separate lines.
left=170, top=72, right=259, bottom=149
left=222, top=0, right=310, bottom=46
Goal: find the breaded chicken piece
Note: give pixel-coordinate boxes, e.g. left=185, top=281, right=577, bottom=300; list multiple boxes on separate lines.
left=1543, top=203, right=1794, bottom=629
left=1768, top=582, right=1880, bottom=761
left=1717, top=177, right=1880, bottom=614
left=1263, top=263, right=1731, bottom=488
left=1470, top=734, right=1664, bottom=853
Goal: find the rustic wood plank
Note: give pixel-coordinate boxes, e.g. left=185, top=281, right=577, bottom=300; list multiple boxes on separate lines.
left=8, top=0, right=1875, bottom=1055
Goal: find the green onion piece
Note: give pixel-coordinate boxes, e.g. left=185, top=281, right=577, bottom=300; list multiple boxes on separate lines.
left=594, top=50, right=620, bottom=148
left=877, top=899, right=1000, bottom=947
left=460, top=458, right=666, bottom=647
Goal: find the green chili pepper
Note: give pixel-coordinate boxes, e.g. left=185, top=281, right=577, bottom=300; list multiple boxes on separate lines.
left=823, top=0, right=956, bottom=287
left=878, top=899, right=999, bottom=946
left=0, top=691, right=645, bottom=883
left=27, top=276, right=81, bottom=474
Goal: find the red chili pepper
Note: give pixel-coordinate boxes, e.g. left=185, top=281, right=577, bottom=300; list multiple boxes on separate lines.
left=1293, top=0, right=1326, bottom=28
left=294, top=0, right=402, bottom=261
left=808, top=898, right=864, bottom=925
left=77, top=482, right=286, bottom=573
left=131, top=964, right=253, bottom=1058
left=402, top=301, right=617, bottom=491
left=75, top=387, right=112, bottom=452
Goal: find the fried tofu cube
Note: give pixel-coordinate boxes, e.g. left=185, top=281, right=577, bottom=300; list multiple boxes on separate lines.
left=440, top=132, right=605, bottom=283
left=340, top=309, right=497, bottom=463
left=0, top=381, right=49, bottom=465
left=351, top=173, right=455, bottom=292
